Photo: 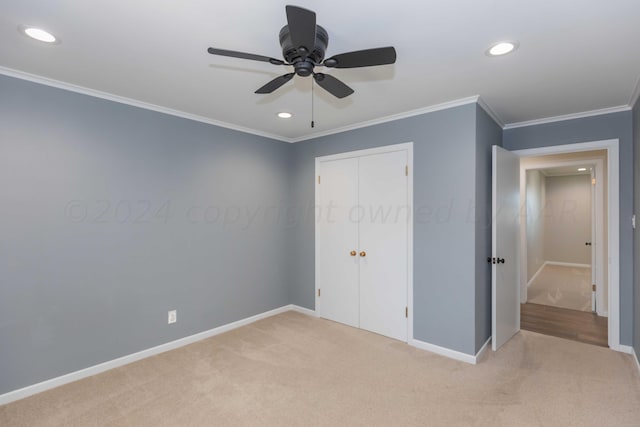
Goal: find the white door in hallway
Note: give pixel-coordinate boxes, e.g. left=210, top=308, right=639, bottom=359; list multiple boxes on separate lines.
left=590, top=167, right=596, bottom=312
left=359, top=151, right=408, bottom=341
left=316, top=145, right=411, bottom=342
left=316, top=157, right=359, bottom=328
left=492, top=145, right=521, bottom=351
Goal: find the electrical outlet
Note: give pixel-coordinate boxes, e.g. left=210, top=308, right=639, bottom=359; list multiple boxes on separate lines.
left=168, top=310, right=177, bottom=324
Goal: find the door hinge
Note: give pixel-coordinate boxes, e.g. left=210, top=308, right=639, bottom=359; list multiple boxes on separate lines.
left=318, top=175, right=321, bottom=184
left=405, top=165, right=408, bottom=176
left=592, top=284, right=596, bottom=292
left=318, top=288, right=321, bottom=297
left=405, top=306, right=408, bottom=318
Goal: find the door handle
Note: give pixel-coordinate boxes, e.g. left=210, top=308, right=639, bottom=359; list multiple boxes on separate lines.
left=350, top=250, right=357, bottom=257
left=487, top=257, right=504, bottom=264
left=585, top=242, right=592, bottom=246
left=359, top=251, right=367, bottom=257
left=497, top=258, right=505, bottom=264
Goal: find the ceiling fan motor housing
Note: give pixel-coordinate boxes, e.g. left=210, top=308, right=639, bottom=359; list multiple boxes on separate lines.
left=279, top=24, right=328, bottom=76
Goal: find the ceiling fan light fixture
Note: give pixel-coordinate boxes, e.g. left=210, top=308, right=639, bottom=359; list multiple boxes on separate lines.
left=277, top=112, right=293, bottom=119
left=20, top=26, right=58, bottom=43
left=487, top=41, right=517, bottom=56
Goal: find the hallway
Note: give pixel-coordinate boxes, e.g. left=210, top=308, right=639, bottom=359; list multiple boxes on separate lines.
left=527, top=264, right=592, bottom=312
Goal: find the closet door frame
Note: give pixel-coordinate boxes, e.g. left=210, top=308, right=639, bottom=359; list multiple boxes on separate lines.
left=315, top=142, right=414, bottom=343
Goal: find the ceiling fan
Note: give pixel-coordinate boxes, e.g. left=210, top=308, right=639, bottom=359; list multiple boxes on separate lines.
left=207, top=5, right=396, bottom=99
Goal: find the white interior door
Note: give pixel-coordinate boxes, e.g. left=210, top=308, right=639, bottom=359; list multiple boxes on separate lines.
left=492, top=145, right=521, bottom=351
left=358, top=151, right=408, bottom=341
left=590, top=168, right=596, bottom=312
left=317, top=158, right=359, bottom=327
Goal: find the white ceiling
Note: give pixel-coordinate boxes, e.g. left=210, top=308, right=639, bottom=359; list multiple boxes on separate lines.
left=1, top=0, right=639, bottom=142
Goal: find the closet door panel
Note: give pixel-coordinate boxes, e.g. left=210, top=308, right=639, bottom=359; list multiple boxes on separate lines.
left=317, top=158, right=360, bottom=327
left=358, top=151, right=408, bottom=341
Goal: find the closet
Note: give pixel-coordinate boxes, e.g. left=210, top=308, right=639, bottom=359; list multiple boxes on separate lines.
left=315, top=143, right=412, bottom=342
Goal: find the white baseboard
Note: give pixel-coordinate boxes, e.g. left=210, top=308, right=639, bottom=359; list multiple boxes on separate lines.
left=475, top=337, right=492, bottom=363
left=632, top=348, right=640, bottom=375
left=0, top=304, right=311, bottom=406
left=410, top=337, right=489, bottom=365
left=289, top=305, right=317, bottom=317
left=526, top=262, right=548, bottom=287
left=616, top=344, right=634, bottom=355
left=546, top=261, right=591, bottom=268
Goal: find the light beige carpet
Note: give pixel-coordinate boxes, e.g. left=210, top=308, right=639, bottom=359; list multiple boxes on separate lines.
left=528, top=264, right=592, bottom=312
left=1, top=311, right=639, bottom=426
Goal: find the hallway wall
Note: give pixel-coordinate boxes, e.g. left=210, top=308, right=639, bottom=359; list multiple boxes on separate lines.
left=526, top=170, right=546, bottom=280
left=544, top=174, right=592, bottom=265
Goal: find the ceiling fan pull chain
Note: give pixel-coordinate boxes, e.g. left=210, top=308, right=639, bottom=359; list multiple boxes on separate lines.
left=311, top=78, right=315, bottom=128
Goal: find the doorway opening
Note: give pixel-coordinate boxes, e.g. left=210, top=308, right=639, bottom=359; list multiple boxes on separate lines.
left=513, top=140, right=620, bottom=350
left=520, top=152, right=607, bottom=346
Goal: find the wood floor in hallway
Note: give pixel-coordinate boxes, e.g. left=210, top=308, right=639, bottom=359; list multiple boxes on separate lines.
left=520, top=302, right=608, bottom=347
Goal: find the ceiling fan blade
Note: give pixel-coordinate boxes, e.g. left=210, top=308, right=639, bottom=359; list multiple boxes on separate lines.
left=285, top=5, right=316, bottom=53
left=323, top=47, right=396, bottom=68
left=255, top=73, right=295, bottom=94
left=313, top=73, right=354, bottom=99
left=207, top=47, right=285, bottom=65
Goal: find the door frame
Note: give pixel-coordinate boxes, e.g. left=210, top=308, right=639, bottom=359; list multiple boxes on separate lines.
left=513, top=139, right=620, bottom=351
left=519, top=157, right=605, bottom=316
left=314, top=142, right=414, bottom=343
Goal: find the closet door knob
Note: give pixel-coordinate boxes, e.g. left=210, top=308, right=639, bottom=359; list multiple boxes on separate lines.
left=359, top=251, right=367, bottom=257
left=350, top=250, right=357, bottom=256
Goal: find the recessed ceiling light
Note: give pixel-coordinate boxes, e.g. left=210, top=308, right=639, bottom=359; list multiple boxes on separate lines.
left=487, top=41, right=517, bottom=56
left=577, top=168, right=587, bottom=171
left=277, top=112, right=292, bottom=119
left=20, top=26, right=58, bottom=43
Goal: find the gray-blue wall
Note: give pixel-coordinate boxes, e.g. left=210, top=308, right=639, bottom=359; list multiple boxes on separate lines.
left=0, top=75, right=292, bottom=394
left=289, top=104, right=496, bottom=355
left=633, top=97, right=640, bottom=357
left=474, top=105, right=502, bottom=351
left=2, top=70, right=635, bottom=396
left=503, top=111, right=634, bottom=345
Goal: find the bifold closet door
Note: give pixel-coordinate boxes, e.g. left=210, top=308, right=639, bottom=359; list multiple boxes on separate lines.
left=358, top=151, right=408, bottom=341
left=317, top=157, right=359, bottom=328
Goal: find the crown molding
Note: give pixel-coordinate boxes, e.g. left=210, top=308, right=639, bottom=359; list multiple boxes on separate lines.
left=289, top=96, right=480, bottom=143
left=476, top=97, right=505, bottom=128
left=629, top=74, right=640, bottom=109
left=503, top=105, right=632, bottom=130
left=0, top=67, right=484, bottom=143
left=0, top=66, right=292, bottom=143
left=5, top=65, right=633, bottom=141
